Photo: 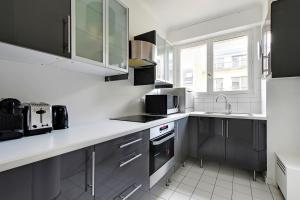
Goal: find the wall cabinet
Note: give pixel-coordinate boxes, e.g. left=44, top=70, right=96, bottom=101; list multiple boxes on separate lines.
left=155, top=35, right=174, bottom=84
left=271, top=0, right=300, bottom=78
left=0, top=0, right=128, bottom=75
left=198, top=117, right=267, bottom=172
left=134, top=31, right=174, bottom=85
left=0, top=0, right=71, bottom=58
left=73, top=0, right=128, bottom=73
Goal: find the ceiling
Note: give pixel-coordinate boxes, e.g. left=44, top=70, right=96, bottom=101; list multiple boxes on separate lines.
left=139, top=0, right=264, bottom=31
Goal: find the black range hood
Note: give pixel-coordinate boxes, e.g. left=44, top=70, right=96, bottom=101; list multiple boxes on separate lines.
left=131, top=30, right=173, bottom=88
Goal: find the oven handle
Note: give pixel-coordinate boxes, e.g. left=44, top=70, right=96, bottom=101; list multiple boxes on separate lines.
left=151, top=133, right=175, bottom=146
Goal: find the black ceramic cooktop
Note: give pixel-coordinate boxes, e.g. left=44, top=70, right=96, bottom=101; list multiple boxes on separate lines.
left=111, top=115, right=166, bottom=123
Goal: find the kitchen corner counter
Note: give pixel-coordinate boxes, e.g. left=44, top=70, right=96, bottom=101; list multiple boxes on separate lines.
left=190, top=112, right=267, bottom=120
left=0, top=113, right=189, bottom=173
left=0, top=111, right=267, bottom=173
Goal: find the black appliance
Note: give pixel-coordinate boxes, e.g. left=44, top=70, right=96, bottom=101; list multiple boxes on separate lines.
left=145, top=94, right=179, bottom=115
left=111, top=114, right=166, bottom=123
left=52, top=105, right=69, bottom=130
left=23, top=103, right=52, bottom=136
left=0, top=98, right=24, bottom=141
left=149, top=122, right=175, bottom=188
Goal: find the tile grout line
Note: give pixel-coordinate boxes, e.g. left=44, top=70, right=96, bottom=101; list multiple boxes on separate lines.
left=249, top=171, right=254, bottom=200
left=189, top=162, right=205, bottom=200
left=209, top=162, right=220, bottom=200
left=267, top=184, right=275, bottom=200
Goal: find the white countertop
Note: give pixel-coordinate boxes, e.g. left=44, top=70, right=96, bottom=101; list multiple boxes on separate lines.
left=0, top=112, right=266, bottom=172
left=190, top=112, right=267, bottom=120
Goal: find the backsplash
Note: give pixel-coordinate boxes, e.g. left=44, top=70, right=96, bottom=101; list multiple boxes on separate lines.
left=194, top=93, right=261, bottom=113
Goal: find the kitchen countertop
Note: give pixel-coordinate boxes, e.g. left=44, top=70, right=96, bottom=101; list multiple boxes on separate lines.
left=0, top=112, right=266, bottom=173
left=190, top=112, right=267, bottom=120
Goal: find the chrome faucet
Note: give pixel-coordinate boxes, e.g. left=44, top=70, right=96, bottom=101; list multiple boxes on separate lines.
left=216, top=94, right=232, bottom=114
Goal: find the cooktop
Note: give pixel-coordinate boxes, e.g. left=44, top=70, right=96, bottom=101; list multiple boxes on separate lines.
left=111, top=115, right=166, bottom=123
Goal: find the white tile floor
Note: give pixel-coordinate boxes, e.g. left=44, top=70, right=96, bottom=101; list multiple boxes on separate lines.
left=150, top=160, right=285, bottom=200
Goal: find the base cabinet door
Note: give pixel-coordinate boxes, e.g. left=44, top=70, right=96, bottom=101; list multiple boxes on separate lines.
left=175, top=118, right=189, bottom=169
left=0, top=164, right=33, bottom=200
left=94, top=130, right=150, bottom=200
left=198, top=118, right=226, bottom=162
left=225, top=119, right=259, bottom=169
left=58, top=148, right=94, bottom=200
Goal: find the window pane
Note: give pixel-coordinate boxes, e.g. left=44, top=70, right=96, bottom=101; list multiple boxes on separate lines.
left=180, top=45, right=207, bottom=92
left=213, top=36, right=248, bottom=92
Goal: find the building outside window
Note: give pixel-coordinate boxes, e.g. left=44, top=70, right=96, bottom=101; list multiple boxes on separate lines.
left=179, top=32, right=251, bottom=94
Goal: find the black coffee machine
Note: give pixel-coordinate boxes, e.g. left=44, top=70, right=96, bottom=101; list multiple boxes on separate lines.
left=0, top=98, right=24, bottom=141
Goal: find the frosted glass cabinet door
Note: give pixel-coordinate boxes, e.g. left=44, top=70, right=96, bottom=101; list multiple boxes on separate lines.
left=75, top=0, right=105, bottom=64
left=107, top=0, right=129, bottom=71
left=156, top=35, right=166, bottom=81
left=166, top=43, right=174, bottom=83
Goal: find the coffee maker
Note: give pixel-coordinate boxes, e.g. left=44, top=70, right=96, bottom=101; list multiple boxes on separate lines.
left=0, top=98, right=24, bottom=141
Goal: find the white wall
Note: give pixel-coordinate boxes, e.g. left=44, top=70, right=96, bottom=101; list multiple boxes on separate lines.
left=267, top=78, right=300, bottom=185
left=120, top=0, right=167, bottom=39
left=168, top=6, right=263, bottom=45
left=0, top=0, right=166, bottom=125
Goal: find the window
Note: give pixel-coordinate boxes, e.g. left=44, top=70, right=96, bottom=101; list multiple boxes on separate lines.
left=231, top=77, right=241, bottom=90
left=180, top=44, right=207, bottom=92
left=213, top=36, right=248, bottom=92
left=214, top=78, right=224, bottom=91
left=179, top=32, right=251, bottom=94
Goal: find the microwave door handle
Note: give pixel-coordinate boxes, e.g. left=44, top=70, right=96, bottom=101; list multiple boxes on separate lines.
left=151, top=133, right=175, bottom=146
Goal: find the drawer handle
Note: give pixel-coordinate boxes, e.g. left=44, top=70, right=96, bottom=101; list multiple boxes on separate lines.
left=120, top=153, right=142, bottom=168
left=119, top=184, right=143, bottom=200
left=120, top=138, right=142, bottom=149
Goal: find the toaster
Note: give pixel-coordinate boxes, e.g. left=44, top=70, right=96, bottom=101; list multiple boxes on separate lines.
left=23, top=103, right=52, bottom=136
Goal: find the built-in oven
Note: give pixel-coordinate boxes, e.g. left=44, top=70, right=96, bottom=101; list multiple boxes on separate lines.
left=149, top=122, right=175, bottom=188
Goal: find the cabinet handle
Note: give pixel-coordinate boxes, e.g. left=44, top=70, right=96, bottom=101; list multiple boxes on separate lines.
left=67, top=15, right=71, bottom=54
left=118, top=184, right=143, bottom=200
left=226, top=120, right=229, bottom=138
left=120, top=153, right=142, bottom=168
left=221, top=120, right=224, bottom=137
left=91, top=149, right=95, bottom=197
left=120, top=138, right=142, bottom=149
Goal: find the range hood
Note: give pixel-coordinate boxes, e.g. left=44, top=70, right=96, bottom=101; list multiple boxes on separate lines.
left=129, top=40, right=157, bottom=68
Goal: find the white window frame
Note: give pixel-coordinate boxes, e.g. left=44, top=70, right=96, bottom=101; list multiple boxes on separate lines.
left=177, top=29, right=255, bottom=95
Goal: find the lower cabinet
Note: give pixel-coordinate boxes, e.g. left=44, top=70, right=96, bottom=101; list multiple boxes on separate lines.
left=58, top=129, right=150, bottom=200
left=0, top=130, right=150, bottom=200
left=198, top=118, right=226, bottom=162
left=0, top=157, right=61, bottom=200
left=198, top=117, right=267, bottom=172
left=174, top=117, right=189, bottom=169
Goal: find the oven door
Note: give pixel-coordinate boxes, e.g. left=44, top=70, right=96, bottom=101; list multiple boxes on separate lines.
left=149, top=130, right=175, bottom=176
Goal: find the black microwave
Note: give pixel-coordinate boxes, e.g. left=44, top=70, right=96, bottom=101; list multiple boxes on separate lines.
left=145, top=95, right=179, bottom=115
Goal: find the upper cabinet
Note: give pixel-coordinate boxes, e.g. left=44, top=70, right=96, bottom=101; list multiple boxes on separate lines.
left=155, top=34, right=174, bottom=84
left=0, top=0, right=71, bottom=58
left=0, top=0, right=129, bottom=75
left=271, top=0, right=300, bottom=78
left=134, top=30, right=174, bottom=86
left=73, top=0, right=128, bottom=73
left=107, top=0, right=129, bottom=72
left=74, top=0, right=105, bottom=64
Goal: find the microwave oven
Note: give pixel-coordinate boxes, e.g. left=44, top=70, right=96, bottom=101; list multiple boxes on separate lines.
left=145, top=95, right=179, bottom=115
